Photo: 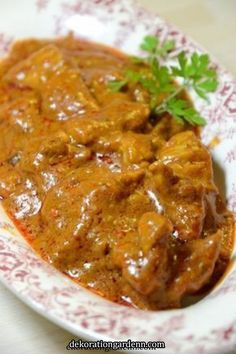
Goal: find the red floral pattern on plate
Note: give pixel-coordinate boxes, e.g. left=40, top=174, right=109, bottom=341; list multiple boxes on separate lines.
left=0, top=1, right=235, bottom=353
left=0, top=33, right=13, bottom=56
left=35, top=0, right=49, bottom=12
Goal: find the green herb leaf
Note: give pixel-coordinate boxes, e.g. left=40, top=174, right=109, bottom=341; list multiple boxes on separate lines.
left=172, top=51, right=218, bottom=99
left=107, top=35, right=218, bottom=126
left=140, top=35, right=159, bottom=53
left=166, top=98, right=206, bottom=126
left=139, top=77, right=160, bottom=94
left=156, top=39, right=175, bottom=58
left=129, top=55, right=145, bottom=64
left=125, top=70, right=142, bottom=82
left=107, top=80, right=127, bottom=92
left=141, top=35, right=175, bottom=60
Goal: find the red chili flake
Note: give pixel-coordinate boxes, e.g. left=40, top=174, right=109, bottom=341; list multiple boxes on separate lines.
left=99, top=154, right=113, bottom=164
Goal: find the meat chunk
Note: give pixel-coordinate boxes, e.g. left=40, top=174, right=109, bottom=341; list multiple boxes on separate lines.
left=16, top=131, right=92, bottom=194
left=39, top=167, right=125, bottom=262
left=64, top=100, right=150, bottom=147
left=158, top=131, right=216, bottom=191
left=138, top=212, right=173, bottom=255
left=0, top=91, right=40, bottom=161
left=0, top=165, right=23, bottom=199
left=0, top=91, right=40, bottom=132
left=0, top=168, right=42, bottom=224
left=65, top=117, right=110, bottom=145
left=167, top=231, right=221, bottom=306
left=37, top=165, right=149, bottom=269
left=42, top=66, right=98, bottom=121
left=149, top=131, right=218, bottom=241
left=18, top=131, right=70, bottom=171
left=119, top=132, right=154, bottom=165
left=100, top=100, right=150, bottom=131
left=3, top=45, right=64, bottom=88
left=149, top=161, right=206, bottom=240
left=113, top=213, right=173, bottom=297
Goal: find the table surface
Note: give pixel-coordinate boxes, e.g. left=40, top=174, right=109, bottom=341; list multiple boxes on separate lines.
left=1, top=1, right=236, bottom=353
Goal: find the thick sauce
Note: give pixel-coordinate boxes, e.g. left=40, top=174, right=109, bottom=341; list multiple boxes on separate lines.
left=0, top=35, right=234, bottom=310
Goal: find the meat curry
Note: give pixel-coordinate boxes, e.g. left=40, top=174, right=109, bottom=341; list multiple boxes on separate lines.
left=0, top=35, right=234, bottom=310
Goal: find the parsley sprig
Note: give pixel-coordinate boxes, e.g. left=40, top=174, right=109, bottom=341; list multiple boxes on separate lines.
left=108, top=35, right=218, bottom=126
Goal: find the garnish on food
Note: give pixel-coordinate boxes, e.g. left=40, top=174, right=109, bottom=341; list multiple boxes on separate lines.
left=108, top=35, right=218, bottom=126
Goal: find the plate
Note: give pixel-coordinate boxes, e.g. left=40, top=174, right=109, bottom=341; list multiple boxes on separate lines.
left=0, top=1, right=235, bottom=353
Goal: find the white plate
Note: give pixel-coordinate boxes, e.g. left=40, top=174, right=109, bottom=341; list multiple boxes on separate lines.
left=0, top=1, right=235, bottom=353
